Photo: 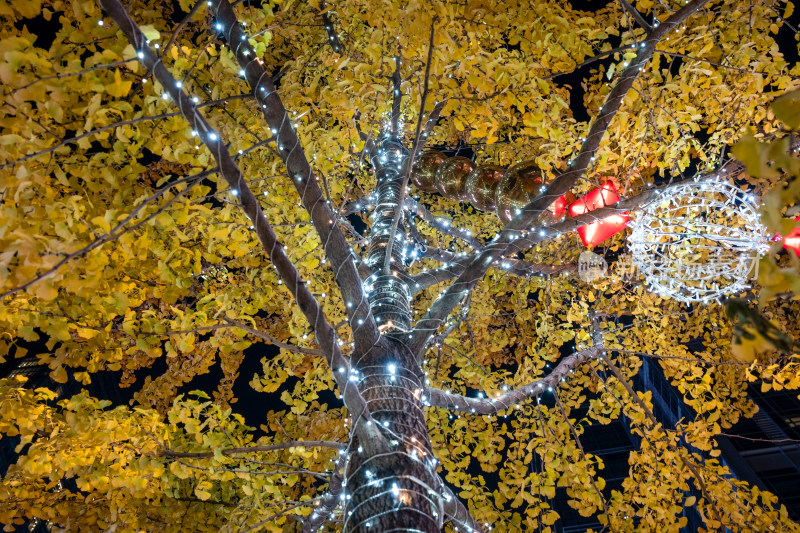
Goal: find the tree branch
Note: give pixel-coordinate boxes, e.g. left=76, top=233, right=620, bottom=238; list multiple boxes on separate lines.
left=0, top=94, right=254, bottom=169
left=553, top=390, right=612, bottom=523
left=161, top=0, right=205, bottom=59
left=0, top=161, right=235, bottom=300
left=590, top=307, right=726, bottom=528
left=408, top=0, right=712, bottom=355
left=10, top=58, right=137, bottom=94
left=319, top=1, right=343, bottom=54
left=409, top=261, right=471, bottom=294
left=655, top=49, right=760, bottom=74
left=542, top=44, right=637, bottom=80
left=383, top=20, right=441, bottom=274
left=302, top=452, right=346, bottom=533
left=223, top=317, right=323, bottom=356
left=505, top=160, right=745, bottom=258
left=405, top=196, right=483, bottom=249
left=210, top=0, right=380, bottom=355
left=409, top=253, right=576, bottom=295
left=500, top=188, right=660, bottom=258
left=390, top=53, right=403, bottom=136
left=618, top=0, right=653, bottom=32
left=598, top=351, right=726, bottom=528
left=242, top=498, right=320, bottom=532
left=157, top=440, right=345, bottom=459
left=100, top=0, right=387, bottom=455
left=425, top=345, right=600, bottom=414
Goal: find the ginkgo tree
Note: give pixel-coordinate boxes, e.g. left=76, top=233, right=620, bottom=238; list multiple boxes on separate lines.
left=1, top=0, right=800, bottom=531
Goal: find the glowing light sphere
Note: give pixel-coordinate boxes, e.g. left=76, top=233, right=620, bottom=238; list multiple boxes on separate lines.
left=628, top=179, right=770, bottom=303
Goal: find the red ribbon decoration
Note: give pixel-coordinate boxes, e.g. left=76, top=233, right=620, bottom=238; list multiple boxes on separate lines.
left=568, top=181, right=630, bottom=247
left=552, top=195, right=568, bottom=217
left=782, top=216, right=800, bottom=257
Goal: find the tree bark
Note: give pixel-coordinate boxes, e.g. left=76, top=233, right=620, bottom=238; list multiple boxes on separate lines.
left=345, top=335, right=443, bottom=533
left=343, top=136, right=443, bottom=532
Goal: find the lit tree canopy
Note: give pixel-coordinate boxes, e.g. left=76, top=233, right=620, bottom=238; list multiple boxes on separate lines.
left=1, top=0, right=800, bottom=531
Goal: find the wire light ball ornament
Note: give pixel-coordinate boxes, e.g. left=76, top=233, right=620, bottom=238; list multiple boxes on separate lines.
left=628, top=179, right=771, bottom=303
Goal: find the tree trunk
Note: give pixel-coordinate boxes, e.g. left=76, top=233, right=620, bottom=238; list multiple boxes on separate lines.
left=342, top=135, right=443, bottom=532
left=365, top=134, right=413, bottom=332
left=345, top=335, right=442, bottom=532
